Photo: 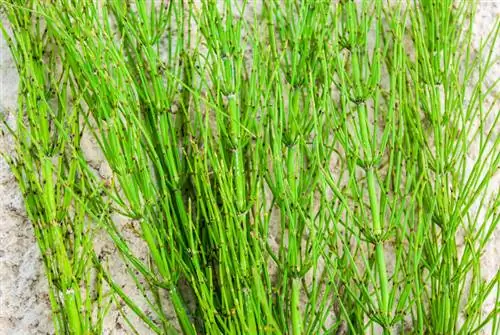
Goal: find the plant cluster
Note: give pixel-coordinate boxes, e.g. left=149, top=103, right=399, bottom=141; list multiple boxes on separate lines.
left=1, top=0, right=499, bottom=334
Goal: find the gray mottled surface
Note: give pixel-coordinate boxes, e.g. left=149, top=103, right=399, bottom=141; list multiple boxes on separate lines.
left=1, top=2, right=499, bottom=334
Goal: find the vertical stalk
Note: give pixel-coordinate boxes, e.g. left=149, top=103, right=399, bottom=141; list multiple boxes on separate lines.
left=291, top=276, right=302, bottom=335
left=366, top=169, right=389, bottom=312
left=287, top=87, right=302, bottom=335
left=358, top=103, right=390, bottom=331
left=228, top=94, right=245, bottom=212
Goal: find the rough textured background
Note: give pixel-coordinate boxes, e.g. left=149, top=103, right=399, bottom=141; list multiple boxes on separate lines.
left=1, top=2, right=499, bottom=334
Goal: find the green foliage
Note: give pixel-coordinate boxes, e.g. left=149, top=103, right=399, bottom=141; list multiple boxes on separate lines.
left=1, top=0, right=498, bottom=334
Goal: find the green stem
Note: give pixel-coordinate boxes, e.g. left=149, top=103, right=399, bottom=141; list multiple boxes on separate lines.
left=291, top=278, right=302, bottom=335
left=64, top=289, right=83, bottom=335
left=287, top=129, right=302, bottom=335
left=367, top=169, right=390, bottom=330
left=170, top=287, right=196, bottom=335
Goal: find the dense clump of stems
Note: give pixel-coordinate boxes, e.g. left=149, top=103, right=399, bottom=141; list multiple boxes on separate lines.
left=1, top=2, right=110, bottom=334
left=1, top=0, right=499, bottom=334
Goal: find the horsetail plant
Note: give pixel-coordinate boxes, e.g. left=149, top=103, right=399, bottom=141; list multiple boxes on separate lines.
left=1, top=0, right=499, bottom=334
left=406, top=2, right=500, bottom=333
left=1, top=2, right=110, bottom=334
